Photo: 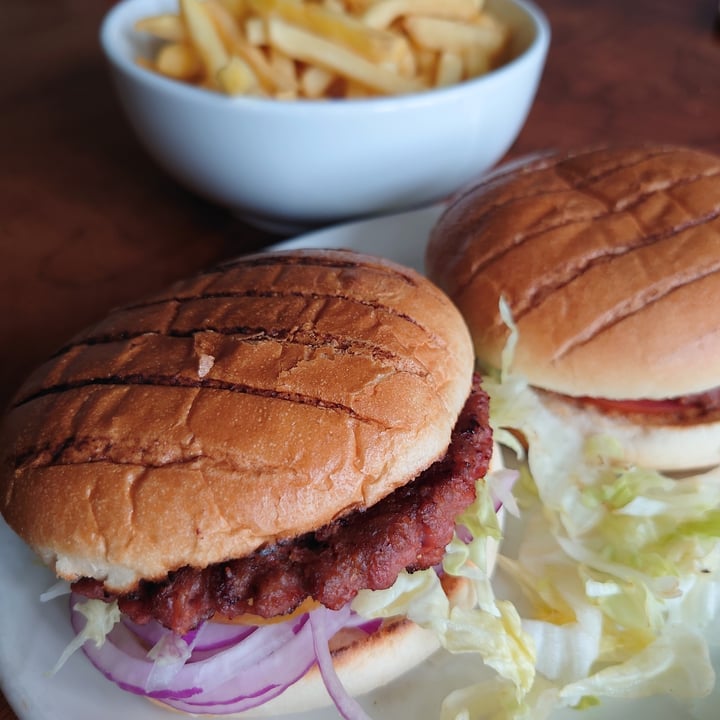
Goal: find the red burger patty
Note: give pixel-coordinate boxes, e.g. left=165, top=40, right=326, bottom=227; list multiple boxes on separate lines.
left=73, top=376, right=492, bottom=635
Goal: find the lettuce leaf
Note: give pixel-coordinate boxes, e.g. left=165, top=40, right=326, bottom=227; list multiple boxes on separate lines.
left=353, top=477, right=537, bottom=701
left=478, top=364, right=720, bottom=719
left=51, top=598, right=120, bottom=675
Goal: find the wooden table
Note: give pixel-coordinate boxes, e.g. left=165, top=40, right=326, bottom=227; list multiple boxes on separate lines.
left=1, top=1, right=718, bottom=717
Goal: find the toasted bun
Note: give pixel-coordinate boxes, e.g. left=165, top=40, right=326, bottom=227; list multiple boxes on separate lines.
left=0, top=249, right=474, bottom=591
left=426, top=144, right=720, bottom=401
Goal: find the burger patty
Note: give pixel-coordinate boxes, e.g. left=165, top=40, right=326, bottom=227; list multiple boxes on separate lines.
left=73, top=375, right=492, bottom=635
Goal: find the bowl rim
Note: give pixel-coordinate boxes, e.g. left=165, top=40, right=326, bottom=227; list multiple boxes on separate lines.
left=99, top=0, right=551, bottom=115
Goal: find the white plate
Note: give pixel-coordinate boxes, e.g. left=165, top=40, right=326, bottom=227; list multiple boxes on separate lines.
left=1, top=206, right=718, bottom=720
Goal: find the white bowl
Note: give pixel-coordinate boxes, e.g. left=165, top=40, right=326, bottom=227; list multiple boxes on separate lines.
left=100, top=0, right=550, bottom=232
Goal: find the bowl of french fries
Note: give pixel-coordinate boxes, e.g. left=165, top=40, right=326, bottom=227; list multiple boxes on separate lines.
left=100, top=0, right=550, bottom=231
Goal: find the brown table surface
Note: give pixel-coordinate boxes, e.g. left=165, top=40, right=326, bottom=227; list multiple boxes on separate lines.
left=1, top=0, right=719, bottom=718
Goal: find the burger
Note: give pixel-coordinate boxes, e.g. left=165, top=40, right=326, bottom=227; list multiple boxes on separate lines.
left=0, top=248, right=499, bottom=717
left=426, top=144, right=720, bottom=472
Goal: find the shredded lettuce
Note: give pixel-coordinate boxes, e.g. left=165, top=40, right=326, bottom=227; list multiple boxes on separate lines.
left=40, top=579, right=72, bottom=603
left=441, top=676, right=559, bottom=720
left=353, top=476, right=537, bottom=703
left=51, top=598, right=120, bottom=675
left=398, top=295, right=720, bottom=719
left=466, top=361, right=720, bottom=719
left=558, top=624, right=714, bottom=705
left=145, top=631, right=194, bottom=692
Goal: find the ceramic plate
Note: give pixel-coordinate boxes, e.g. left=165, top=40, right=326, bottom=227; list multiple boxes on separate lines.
left=1, top=206, right=718, bottom=720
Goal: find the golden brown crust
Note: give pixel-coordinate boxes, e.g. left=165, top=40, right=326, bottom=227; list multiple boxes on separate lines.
left=426, top=144, right=720, bottom=400
left=0, top=249, right=474, bottom=591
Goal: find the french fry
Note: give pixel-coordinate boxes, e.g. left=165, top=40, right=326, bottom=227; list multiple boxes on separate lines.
left=204, top=0, right=283, bottom=92
left=300, top=65, right=335, bottom=98
left=435, top=51, right=464, bottom=87
left=403, top=15, right=508, bottom=55
left=180, top=0, right=229, bottom=84
left=268, top=47, right=299, bottom=94
left=322, top=0, right=346, bottom=12
left=395, top=42, right=417, bottom=78
left=155, top=42, right=204, bottom=80
left=462, top=44, right=492, bottom=77
left=216, top=0, right=249, bottom=18
left=345, top=80, right=376, bottom=98
left=134, top=0, right=510, bottom=98
left=205, top=0, right=244, bottom=43
left=267, top=16, right=425, bottom=95
left=247, top=0, right=405, bottom=64
left=342, top=0, right=376, bottom=11
left=362, top=0, right=479, bottom=30
left=217, top=55, right=261, bottom=94
left=244, top=16, right=267, bottom=45
left=412, top=47, right=438, bottom=86
left=134, top=14, right=188, bottom=42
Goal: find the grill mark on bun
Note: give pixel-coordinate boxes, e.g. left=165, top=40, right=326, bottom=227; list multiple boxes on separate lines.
left=454, top=158, right=719, bottom=296
left=10, top=373, right=382, bottom=425
left=49, top=324, right=429, bottom=379
left=447, top=146, right=677, bottom=235
left=11, top=437, right=204, bottom=473
left=445, top=149, right=561, bottom=209
left=215, top=251, right=421, bottom=287
left=551, top=263, right=720, bottom=362
left=103, top=290, right=444, bottom=357
left=441, top=145, right=616, bottom=211
left=513, top=205, right=720, bottom=330
left=120, top=289, right=431, bottom=333
left=553, top=146, right=678, bottom=187
left=11, top=367, right=394, bottom=470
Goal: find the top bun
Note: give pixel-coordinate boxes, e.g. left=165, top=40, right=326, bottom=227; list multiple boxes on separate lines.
left=0, top=249, right=474, bottom=591
left=426, top=144, right=720, bottom=400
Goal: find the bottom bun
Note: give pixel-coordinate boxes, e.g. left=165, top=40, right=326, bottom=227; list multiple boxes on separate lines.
left=240, top=612, right=444, bottom=717
left=539, top=393, right=720, bottom=472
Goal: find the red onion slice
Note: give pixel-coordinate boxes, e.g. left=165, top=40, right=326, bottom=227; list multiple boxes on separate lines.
left=165, top=606, right=359, bottom=713
left=161, top=618, right=319, bottom=713
left=121, top=615, right=257, bottom=657
left=70, top=594, right=367, bottom=715
left=309, top=610, right=373, bottom=720
left=191, top=621, right=256, bottom=654
left=72, top=616, right=202, bottom=700
left=72, top=594, right=308, bottom=697
left=489, top=468, right=520, bottom=515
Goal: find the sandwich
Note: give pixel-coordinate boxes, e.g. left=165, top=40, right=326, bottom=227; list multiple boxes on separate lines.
left=0, top=248, right=501, bottom=717
left=426, top=144, right=720, bottom=472
left=425, top=145, right=720, bottom=718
